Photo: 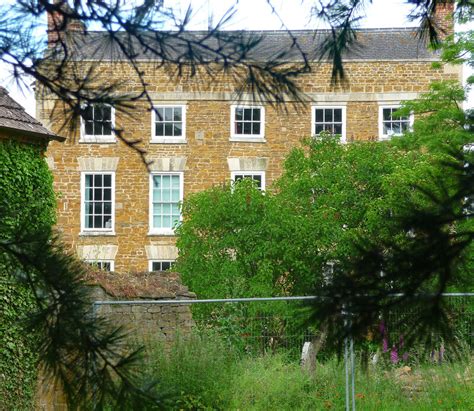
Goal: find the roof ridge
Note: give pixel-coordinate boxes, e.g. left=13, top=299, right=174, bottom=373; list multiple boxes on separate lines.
left=82, top=27, right=418, bottom=35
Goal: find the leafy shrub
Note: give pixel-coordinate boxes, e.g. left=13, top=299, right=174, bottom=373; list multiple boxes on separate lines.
left=0, top=140, right=56, bottom=410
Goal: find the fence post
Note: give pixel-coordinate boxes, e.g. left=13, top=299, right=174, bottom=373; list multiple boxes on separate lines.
left=343, top=304, right=356, bottom=411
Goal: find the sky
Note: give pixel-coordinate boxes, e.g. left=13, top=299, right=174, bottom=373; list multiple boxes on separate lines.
left=1, top=0, right=472, bottom=117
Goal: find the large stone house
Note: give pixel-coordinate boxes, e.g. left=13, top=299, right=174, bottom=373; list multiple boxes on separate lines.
left=39, top=4, right=461, bottom=273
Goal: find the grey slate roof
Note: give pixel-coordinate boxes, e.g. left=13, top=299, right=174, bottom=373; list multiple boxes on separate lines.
left=0, top=87, right=64, bottom=141
left=65, top=28, right=438, bottom=62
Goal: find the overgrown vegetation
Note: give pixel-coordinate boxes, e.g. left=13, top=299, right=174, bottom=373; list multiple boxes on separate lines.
left=0, top=140, right=55, bottom=410
left=143, top=333, right=474, bottom=410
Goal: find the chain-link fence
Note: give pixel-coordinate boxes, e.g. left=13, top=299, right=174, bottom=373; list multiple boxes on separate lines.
left=93, top=293, right=474, bottom=410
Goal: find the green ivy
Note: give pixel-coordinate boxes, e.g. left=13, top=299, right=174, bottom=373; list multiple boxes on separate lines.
left=0, top=140, right=56, bottom=410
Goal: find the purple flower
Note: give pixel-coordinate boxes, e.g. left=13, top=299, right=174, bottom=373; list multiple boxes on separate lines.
left=390, top=345, right=399, bottom=364
left=382, top=336, right=389, bottom=353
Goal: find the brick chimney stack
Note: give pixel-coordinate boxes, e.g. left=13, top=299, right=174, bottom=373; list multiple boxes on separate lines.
left=47, top=0, right=85, bottom=47
left=432, top=0, right=455, bottom=41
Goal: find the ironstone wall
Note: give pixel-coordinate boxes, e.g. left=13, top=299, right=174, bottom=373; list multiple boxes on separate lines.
left=35, top=275, right=196, bottom=410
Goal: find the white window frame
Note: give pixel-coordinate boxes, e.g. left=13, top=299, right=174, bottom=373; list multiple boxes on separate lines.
left=80, top=104, right=115, bottom=143
left=151, top=104, right=187, bottom=143
left=311, top=105, right=347, bottom=143
left=85, top=259, right=115, bottom=272
left=149, top=172, right=184, bottom=235
left=230, top=105, right=266, bottom=142
left=148, top=260, right=175, bottom=272
left=378, top=105, right=414, bottom=141
left=80, top=171, right=116, bottom=235
left=231, top=171, right=266, bottom=191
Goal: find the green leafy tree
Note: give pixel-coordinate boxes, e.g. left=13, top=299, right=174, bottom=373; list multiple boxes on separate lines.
left=176, top=135, right=443, bottom=298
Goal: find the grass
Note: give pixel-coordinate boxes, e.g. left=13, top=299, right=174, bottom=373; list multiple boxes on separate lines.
left=142, top=333, right=474, bottom=410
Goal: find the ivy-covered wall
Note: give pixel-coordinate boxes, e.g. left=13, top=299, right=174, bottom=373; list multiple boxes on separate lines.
left=0, top=140, right=56, bottom=410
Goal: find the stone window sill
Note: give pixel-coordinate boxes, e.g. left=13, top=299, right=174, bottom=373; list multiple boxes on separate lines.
left=150, top=139, right=187, bottom=144
left=79, top=138, right=117, bottom=144
left=80, top=231, right=116, bottom=237
left=147, top=232, right=177, bottom=237
left=229, top=137, right=266, bottom=143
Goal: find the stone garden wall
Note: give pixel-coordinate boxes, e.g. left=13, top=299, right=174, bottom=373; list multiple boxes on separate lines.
left=35, top=271, right=195, bottom=410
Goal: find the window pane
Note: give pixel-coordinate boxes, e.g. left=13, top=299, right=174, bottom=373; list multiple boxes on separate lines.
left=94, top=202, right=103, bottom=214
left=243, top=108, right=252, bottom=121
left=94, top=215, right=102, bottom=228
left=153, top=176, right=161, bottom=189
left=94, top=189, right=102, bottom=201
left=171, top=215, right=180, bottom=227
left=94, top=174, right=102, bottom=186
left=253, top=175, right=262, bottom=185
left=171, top=175, right=180, bottom=188
left=86, top=215, right=93, bottom=228
left=103, top=106, right=111, bottom=120
left=85, top=122, right=94, bottom=135
left=153, top=189, right=161, bottom=202
left=383, top=123, right=391, bottom=135
left=334, top=109, right=342, bottom=122
left=383, top=108, right=392, bottom=121
left=401, top=121, right=409, bottom=132
left=93, top=121, right=103, bottom=136
left=252, top=122, right=260, bottom=135
left=253, top=108, right=261, bottom=121
left=243, top=122, right=252, bottom=134
left=392, top=122, right=401, bottom=135
left=236, top=122, right=243, bottom=134
left=324, top=124, right=333, bottom=132
left=95, top=106, right=103, bottom=121
left=104, top=202, right=111, bottom=214
left=334, top=124, right=342, bottom=135
left=161, top=261, right=171, bottom=270
left=153, top=216, right=162, bottom=228
left=164, top=123, right=173, bottom=136
left=152, top=261, right=161, bottom=271
left=315, top=124, right=324, bottom=134
left=325, top=109, right=333, bottom=122
left=84, top=106, right=93, bottom=121
left=153, top=204, right=162, bottom=215
left=171, top=189, right=180, bottom=201
left=315, top=109, right=323, bottom=122
left=104, top=174, right=111, bottom=187
left=156, top=108, right=164, bottom=121
left=163, top=216, right=171, bottom=228
left=85, top=188, right=92, bottom=201
left=162, top=175, right=170, bottom=188
left=103, top=121, right=112, bottom=135
left=174, top=123, right=182, bottom=136
left=162, top=190, right=170, bottom=201
left=165, top=107, right=173, bottom=121
left=156, top=123, right=164, bottom=136
left=174, top=108, right=182, bottom=121
left=85, top=202, right=93, bottom=214
left=104, top=216, right=112, bottom=228
left=172, top=204, right=180, bottom=216
left=235, top=108, right=243, bottom=121
left=163, top=203, right=171, bottom=214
